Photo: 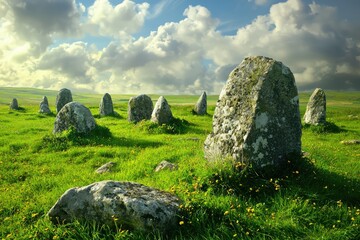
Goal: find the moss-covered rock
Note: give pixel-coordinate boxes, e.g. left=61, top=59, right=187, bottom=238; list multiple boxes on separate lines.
left=204, top=56, right=302, bottom=170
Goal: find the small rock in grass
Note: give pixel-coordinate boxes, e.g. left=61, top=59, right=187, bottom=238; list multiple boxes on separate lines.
left=155, top=161, right=178, bottom=172
left=96, top=162, right=116, bottom=174
left=340, top=140, right=360, bottom=145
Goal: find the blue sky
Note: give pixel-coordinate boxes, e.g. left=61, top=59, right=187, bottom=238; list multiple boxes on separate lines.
left=0, top=0, right=359, bottom=94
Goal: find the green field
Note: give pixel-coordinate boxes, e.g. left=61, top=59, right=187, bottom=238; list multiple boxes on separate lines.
left=0, top=87, right=359, bottom=239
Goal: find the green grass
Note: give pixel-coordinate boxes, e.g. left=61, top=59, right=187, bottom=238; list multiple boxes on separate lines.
left=0, top=88, right=359, bottom=239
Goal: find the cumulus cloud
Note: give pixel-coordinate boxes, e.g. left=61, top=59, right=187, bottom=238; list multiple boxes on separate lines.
left=0, top=0, right=359, bottom=94
left=0, top=0, right=82, bottom=55
left=87, top=0, right=149, bottom=38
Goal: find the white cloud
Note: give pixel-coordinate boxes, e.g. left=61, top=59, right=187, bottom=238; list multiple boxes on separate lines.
left=249, top=0, right=268, bottom=6
left=1, top=0, right=360, bottom=93
left=87, top=0, right=149, bottom=38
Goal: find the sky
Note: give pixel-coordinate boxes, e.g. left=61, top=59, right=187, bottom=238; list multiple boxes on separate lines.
left=0, top=0, right=359, bottom=94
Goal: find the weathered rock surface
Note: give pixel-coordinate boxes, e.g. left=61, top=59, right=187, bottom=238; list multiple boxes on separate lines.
left=155, top=161, right=178, bottom=172
left=303, top=88, right=326, bottom=125
left=56, top=88, right=73, bottom=113
left=204, top=56, right=302, bottom=169
left=53, top=102, right=96, bottom=134
left=99, top=93, right=114, bottom=116
left=151, top=96, right=173, bottom=125
left=128, top=94, right=153, bottom=123
left=194, top=92, right=207, bottom=115
left=96, top=162, right=116, bottom=174
left=10, top=98, right=19, bottom=110
left=47, top=180, right=181, bottom=232
left=39, top=96, right=51, bottom=114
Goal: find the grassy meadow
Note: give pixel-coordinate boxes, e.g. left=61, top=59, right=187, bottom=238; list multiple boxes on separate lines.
left=0, top=87, right=359, bottom=239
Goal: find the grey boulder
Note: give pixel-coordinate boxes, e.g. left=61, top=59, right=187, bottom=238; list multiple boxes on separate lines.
left=39, top=96, right=51, bottom=114
left=56, top=88, right=73, bottom=113
left=53, top=102, right=96, bottom=134
left=303, top=88, right=326, bottom=125
left=204, top=56, right=302, bottom=169
left=194, top=91, right=207, bottom=115
left=128, top=94, right=153, bottom=123
left=10, top=98, right=19, bottom=110
left=47, top=180, right=181, bottom=232
left=99, top=93, right=114, bottom=116
left=151, top=96, right=173, bottom=125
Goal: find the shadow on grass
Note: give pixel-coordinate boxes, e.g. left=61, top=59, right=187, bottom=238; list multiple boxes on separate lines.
left=35, top=125, right=163, bottom=152
left=135, top=118, right=192, bottom=134
left=206, top=156, right=360, bottom=205
left=303, top=121, right=346, bottom=134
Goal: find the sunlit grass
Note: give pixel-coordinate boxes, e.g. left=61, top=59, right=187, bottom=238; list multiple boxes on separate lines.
left=0, top=88, right=359, bottom=239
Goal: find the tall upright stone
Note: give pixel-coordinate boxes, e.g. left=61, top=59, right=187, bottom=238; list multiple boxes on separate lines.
left=53, top=102, right=96, bottom=134
left=303, top=88, right=326, bottom=125
left=204, top=56, right=302, bottom=169
left=10, top=98, right=19, bottom=110
left=99, top=93, right=114, bottom=116
left=151, top=96, right=173, bottom=125
left=56, top=88, right=73, bottom=113
left=39, top=96, right=51, bottom=114
left=128, top=94, right=153, bottom=123
left=194, top=91, right=207, bottom=115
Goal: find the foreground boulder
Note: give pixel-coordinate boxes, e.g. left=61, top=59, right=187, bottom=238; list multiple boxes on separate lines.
left=204, top=56, right=302, bottom=169
left=303, top=88, right=326, bottom=125
left=39, top=96, right=51, bottom=114
left=99, top=93, right=114, bottom=116
left=47, top=181, right=181, bottom=232
left=194, top=92, right=207, bottom=115
left=151, top=96, right=173, bottom=124
left=10, top=98, right=19, bottom=110
left=56, top=88, right=73, bottom=113
left=53, top=102, right=96, bottom=134
left=128, top=94, right=153, bottom=123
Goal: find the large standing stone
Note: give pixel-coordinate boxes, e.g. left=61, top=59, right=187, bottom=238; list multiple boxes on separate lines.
left=56, top=88, right=73, bottom=113
left=39, top=96, right=51, bottom=114
left=194, top=92, right=207, bottom=115
left=303, top=88, right=326, bottom=125
left=204, top=56, right=302, bottom=169
left=99, top=93, right=114, bottom=116
left=128, top=94, right=153, bottom=123
left=151, top=96, right=173, bottom=125
left=53, top=102, right=96, bottom=134
left=47, top=181, right=181, bottom=232
left=10, top=98, right=19, bottom=110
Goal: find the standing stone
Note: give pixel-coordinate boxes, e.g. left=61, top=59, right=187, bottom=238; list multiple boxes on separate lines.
left=56, top=88, right=73, bottom=113
left=194, top=92, right=207, bottom=115
left=303, top=88, right=326, bottom=125
left=99, top=93, right=114, bottom=116
left=204, top=56, right=302, bottom=169
left=47, top=180, right=181, bottom=232
left=10, top=98, right=19, bottom=110
left=53, top=102, right=96, bottom=134
left=151, top=96, right=173, bottom=125
left=39, top=96, right=51, bottom=114
left=128, top=94, right=153, bottom=123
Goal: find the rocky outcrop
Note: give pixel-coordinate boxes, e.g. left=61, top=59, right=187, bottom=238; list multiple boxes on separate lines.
left=204, top=56, right=302, bottom=169
left=194, top=92, right=207, bottom=115
left=53, top=102, right=96, bottom=134
left=56, top=88, right=73, bottom=113
left=47, top=181, right=181, bottom=232
left=128, top=94, right=153, bottom=123
left=99, top=93, right=114, bottom=116
left=303, top=88, right=326, bottom=125
left=151, top=96, right=173, bottom=125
